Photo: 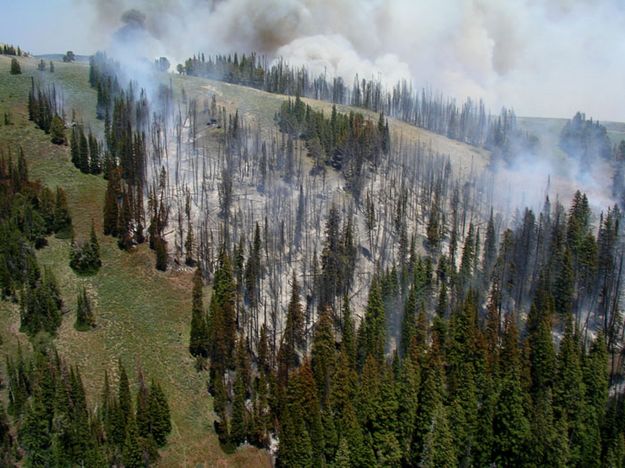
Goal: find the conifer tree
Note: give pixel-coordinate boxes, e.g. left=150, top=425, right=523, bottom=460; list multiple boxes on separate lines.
left=53, top=187, right=72, bottom=238
left=154, top=236, right=168, bottom=271
left=19, top=393, right=50, bottom=465
left=118, top=360, right=132, bottom=428
left=340, top=294, right=356, bottom=364
left=311, top=307, right=336, bottom=405
left=148, top=380, right=171, bottom=447
left=230, top=371, right=247, bottom=445
left=70, top=126, right=80, bottom=167
left=581, top=333, right=608, bottom=466
left=357, top=278, right=385, bottom=365
left=207, top=250, right=237, bottom=371
left=50, top=115, right=66, bottom=145
left=9, top=58, right=21, bottom=74
left=412, top=342, right=445, bottom=465
left=75, top=286, right=96, bottom=330
left=553, top=318, right=587, bottom=464
left=189, top=267, right=209, bottom=357
left=122, top=414, right=143, bottom=468
left=493, top=314, right=530, bottom=466
left=526, top=305, right=556, bottom=397
left=420, top=400, right=456, bottom=468
left=278, top=272, right=305, bottom=384
left=103, top=170, right=120, bottom=236
left=278, top=408, right=313, bottom=468
left=335, top=437, right=351, bottom=467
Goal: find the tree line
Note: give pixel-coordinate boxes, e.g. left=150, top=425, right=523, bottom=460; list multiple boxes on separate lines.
left=3, top=345, right=171, bottom=466
left=181, top=52, right=536, bottom=164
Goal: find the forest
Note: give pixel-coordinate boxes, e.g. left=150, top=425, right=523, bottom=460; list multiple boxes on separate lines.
left=1, top=45, right=625, bottom=467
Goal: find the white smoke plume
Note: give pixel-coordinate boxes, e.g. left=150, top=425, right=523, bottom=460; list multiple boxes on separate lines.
left=76, top=0, right=625, bottom=121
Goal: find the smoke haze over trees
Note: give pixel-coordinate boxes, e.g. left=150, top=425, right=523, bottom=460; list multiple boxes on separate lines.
left=4, top=0, right=625, bottom=121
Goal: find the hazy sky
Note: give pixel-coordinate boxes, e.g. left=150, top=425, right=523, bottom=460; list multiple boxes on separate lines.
left=1, top=0, right=99, bottom=54
left=2, top=0, right=624, bottom=122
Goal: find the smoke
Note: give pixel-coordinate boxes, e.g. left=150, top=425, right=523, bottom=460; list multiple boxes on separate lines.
left=491, top=150, right=616, bottom=221
left=76, top=0, right=625, bottom=122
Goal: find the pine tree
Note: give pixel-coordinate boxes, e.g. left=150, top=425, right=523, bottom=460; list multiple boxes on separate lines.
left=340, top=294, right=356, bottom=364
left=207, top=250, right=237, bottom=371
left=70, top=127, right=80, bottom=167
left=148, top=380, right=171, bottom=447
left=75, top=286, right=96, bottom=330
left=118, top=359, right=132, bottom=428
left=493, top=314, right=530, bottom=466
left=230, top=371, right=247, bottom=445
left=103, top=170, right=120, bottom=236
left=136, top=369, right=151, bottom=441
left=311, top=307, right=336, bottom=405
left=553, top=317, right=586, bottom=465
left=357, top=278, right=385, bottom=365
left=154, top=236, right=168, bottom=271
left=420, top=400, right=456, bottom=468
left=50, top=115, right=66, bottom=145
left=526, top=305, right=556, bottom=397
left=334, top=437, right=351, bottom=467
left=19, top=393, right=50, bottom=465
left=286, top=361, right=325, bottom=465
left=122, top=414, right=144, bottom=468
left=89, top=219, right=101, bottom=266
left=412, top=343, right=445, bottom=465
left=581, top=333, right=608, bottom=466
left=278, top=408, right=313, bottom=468
left=397, top=339, right=420, bottom=461
left=9, top=58, right=21, bottom=74
left=278, top=272, right=305, bottom=384
left=189, top=267, right=209, bottom=357
left=53, top=187, right=72, bottom=238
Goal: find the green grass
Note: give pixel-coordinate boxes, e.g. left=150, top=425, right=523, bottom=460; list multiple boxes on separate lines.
left=0, top=55, right=270, bottom=467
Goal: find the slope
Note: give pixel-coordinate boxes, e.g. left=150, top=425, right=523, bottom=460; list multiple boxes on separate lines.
left=0, top=55, right=270, bottom=467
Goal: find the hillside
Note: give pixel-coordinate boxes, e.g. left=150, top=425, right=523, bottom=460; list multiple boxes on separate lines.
left=0, top=54, right=270, bottom=467
left=3, top=51, right=624, bottom=468
left=0, top=54, right=495, bottom=465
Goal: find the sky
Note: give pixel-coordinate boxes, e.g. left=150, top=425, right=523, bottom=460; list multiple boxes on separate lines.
left=2, top=0, right=624, bottom=122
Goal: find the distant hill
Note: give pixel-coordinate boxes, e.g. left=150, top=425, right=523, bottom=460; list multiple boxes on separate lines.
left=35, top=53, right=91, bottom=63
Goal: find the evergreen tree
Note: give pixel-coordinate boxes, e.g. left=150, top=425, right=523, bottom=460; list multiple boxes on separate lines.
left=311, top=307, right=336, bottom=405
left=493, top=315, right=530, bottom=466
left=334, top=437, right=351, bottom=467
left=53, top=187, right=72, bottom=238
left=122, top=415, right=143, bottom=468
left=103, top=170, right=120, bottom=236
left=553, top=318, right=587, bottom=464
left=147, top=380, right=171, bottom=447
left=340, top=294, right=356, bottom=364
left=230, top=371, right=248, bottom=445
left=9, top=58, right=21, bottom=74
left=207, top=250, right=237, bottom=371
left=357, top=278, right=385, bottom=365
left=118, top=360, right=132, bottom=428
left=19, top=393, right=50, bottom=465
left=154, top=236, right=168, bottom=271
left=50, top=115, right=66, bottom=145
left=420, top=400, right=456, bottom=468
left=189, top=267, right=209, bottom=357
left=75, top=286, right=96, bottom=330
left=278, top=272, right=305, bottom=384
left=278, top=408, right=313, bottom=468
